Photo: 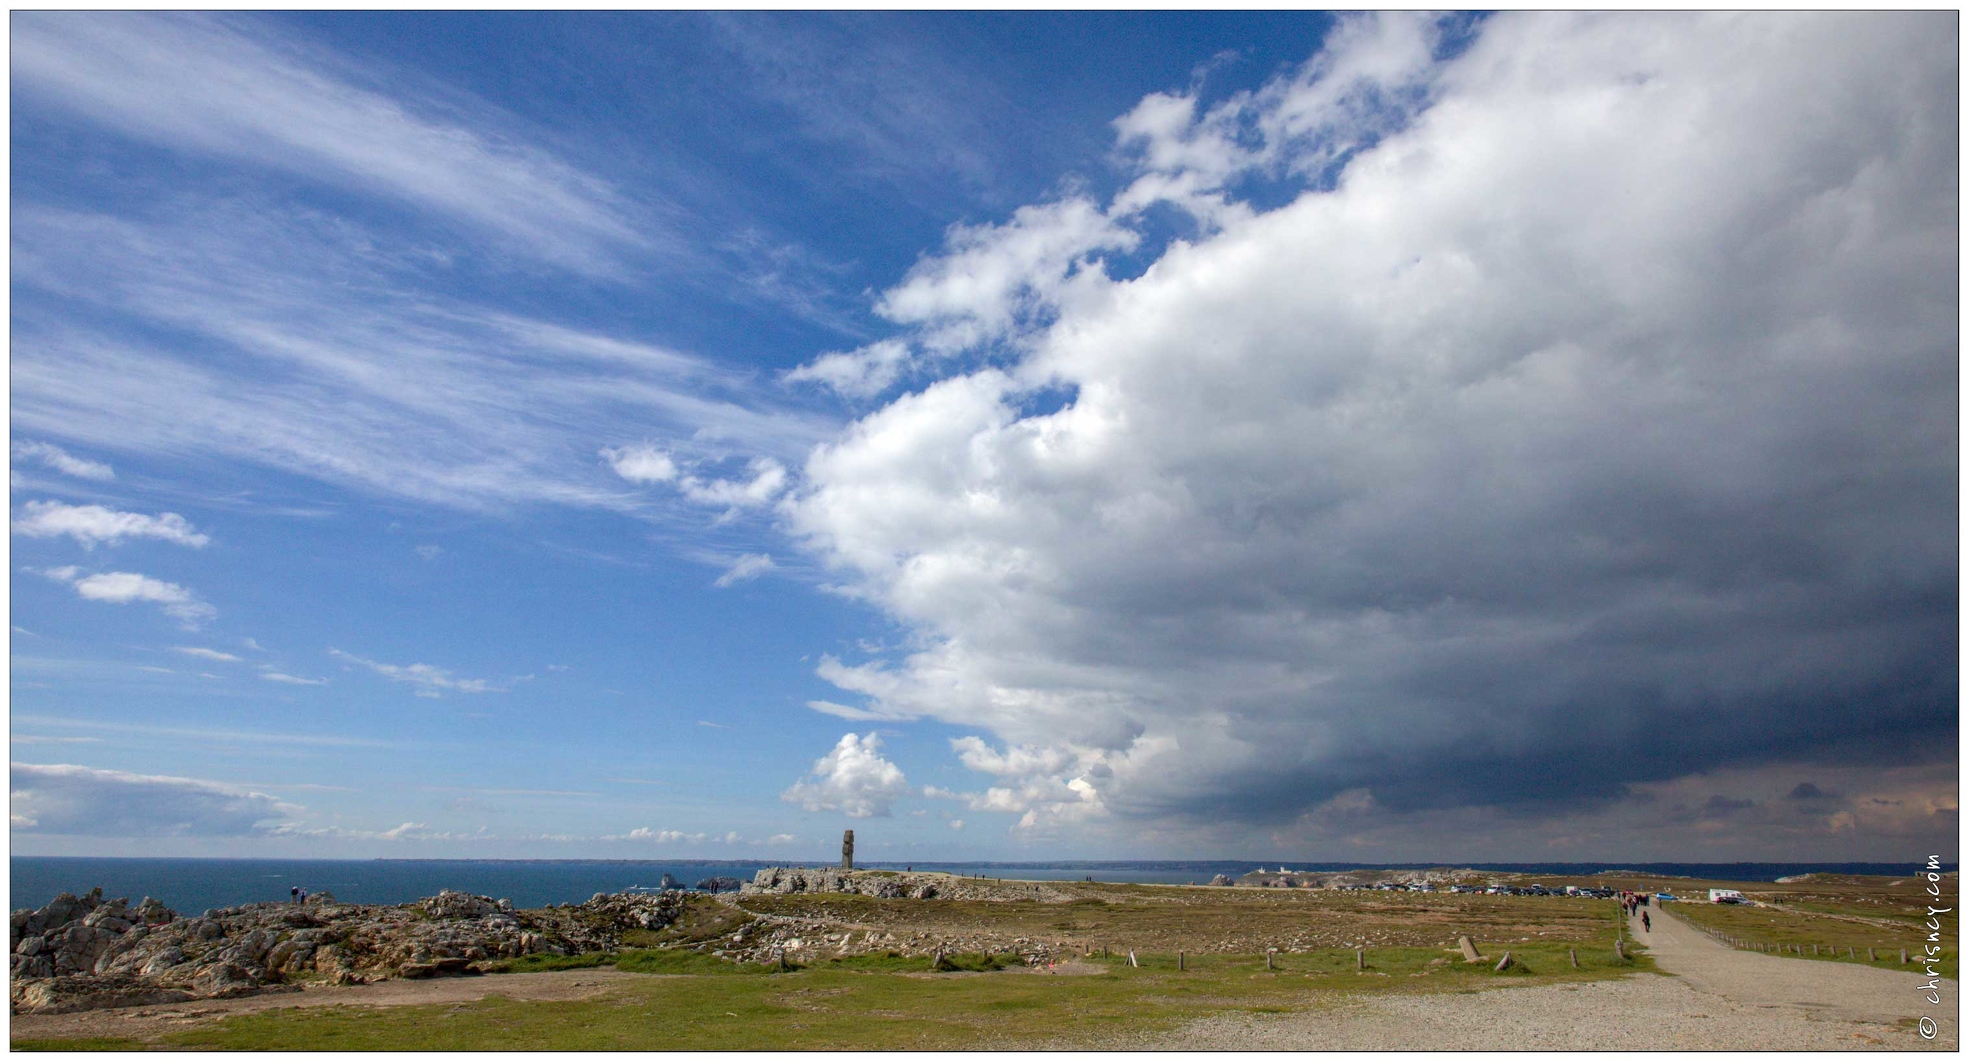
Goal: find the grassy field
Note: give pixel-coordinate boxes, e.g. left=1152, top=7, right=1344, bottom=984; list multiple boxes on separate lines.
left=103, top=941, right=1648, bottom=1051
left=735, top=882, right=1626, bottom=956
left=21, top=869, right=1949, bottom=1051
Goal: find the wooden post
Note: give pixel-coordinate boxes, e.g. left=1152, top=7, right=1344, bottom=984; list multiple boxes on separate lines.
left=1128, top=951, right=1138, bottom=968
left=1615, top=939, right=1625, bottom=961
left=1869, top=947, right=1877, bottom=961
left=1266, top=950, right=1274, bottom=970
left=1812, top=944, right=1818, bottom=956
left=1178, top=951, right=1184, bottom=971
left=1356, top=948, right=1364, bottom=971
left=1569, top=948, right=1578, bottom=969
left=930, top=948, right=942, bottom=971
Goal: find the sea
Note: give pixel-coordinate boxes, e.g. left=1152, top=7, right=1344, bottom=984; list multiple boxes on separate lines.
left=9, top=857, right=1948, bottom=916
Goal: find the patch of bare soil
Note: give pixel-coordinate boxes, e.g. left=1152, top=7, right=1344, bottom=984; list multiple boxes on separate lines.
left=9, top=969, right=636, bottom=1044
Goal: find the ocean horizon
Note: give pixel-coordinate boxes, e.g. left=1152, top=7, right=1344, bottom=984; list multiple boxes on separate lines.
left=11, top=856, right=1951, bottom=917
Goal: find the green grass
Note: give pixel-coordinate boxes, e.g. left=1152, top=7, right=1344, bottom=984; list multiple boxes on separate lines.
left=481, top=951, right=614, bottom=974
left=149, top=939, right=1649, bottom=1051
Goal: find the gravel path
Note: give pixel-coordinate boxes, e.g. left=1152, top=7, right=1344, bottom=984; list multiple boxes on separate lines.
left=1153, top=906, right=1956, bottom=1051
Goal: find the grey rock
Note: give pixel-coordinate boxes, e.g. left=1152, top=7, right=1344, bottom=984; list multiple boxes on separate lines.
left=141, top=947, right=187, bottom=977
left=192, top=962, right=256, bottom=998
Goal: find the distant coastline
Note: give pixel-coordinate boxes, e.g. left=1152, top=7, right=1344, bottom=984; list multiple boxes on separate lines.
left=361, top=858, right=1953, bottom=880
left=9, top=854, right=1958, bottom=955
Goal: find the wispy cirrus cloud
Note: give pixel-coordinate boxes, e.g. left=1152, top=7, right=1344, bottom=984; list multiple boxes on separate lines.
left=259, top=670, right=327, bottom=687
left=11, top=440, right=113, bottom=481
left=12, top=713, right=394, bottom=750
left=12, top=12, right=841, bottom=528
left=327, top=648, right=503, bottom=697
left=12, top=12, right=648, bottom=275
left=713, top=553, right=776, bottom=587
left=11, top=205, right=835, bottom=518
left=173, top=646, right=242, bottom=663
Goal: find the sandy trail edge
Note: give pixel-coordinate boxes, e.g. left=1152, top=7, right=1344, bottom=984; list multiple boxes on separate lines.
left=8, top=968, right=641, bottom=1044
left=1141, top=906, right=1956, bottom=1051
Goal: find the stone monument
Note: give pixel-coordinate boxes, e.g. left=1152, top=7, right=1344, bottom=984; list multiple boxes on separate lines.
left=841, top=829, right=854, bottom=870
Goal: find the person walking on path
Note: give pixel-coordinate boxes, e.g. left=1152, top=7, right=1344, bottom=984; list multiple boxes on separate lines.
left=1642, top=911, right=1651, bottom=933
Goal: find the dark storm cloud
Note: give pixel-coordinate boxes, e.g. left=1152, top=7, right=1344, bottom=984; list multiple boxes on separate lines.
left=791, top=12, right=1957, bottom=846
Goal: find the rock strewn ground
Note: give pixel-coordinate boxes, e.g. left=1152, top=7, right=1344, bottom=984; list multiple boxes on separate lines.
left=10, top=886, right=688, bottom=1016
left=730, top=868, right=1084, bottom=967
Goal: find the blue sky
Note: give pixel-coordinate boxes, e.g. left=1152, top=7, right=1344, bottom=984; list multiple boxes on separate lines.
left=11, top=12, right=1957, bottom=863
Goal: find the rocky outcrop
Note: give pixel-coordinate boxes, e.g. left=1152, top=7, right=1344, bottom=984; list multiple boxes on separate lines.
left=746, top=868, right=927, bottom=898
left=744, top=868, right=1080, bottom=902
left=10, top=888, right=689, bottom=1016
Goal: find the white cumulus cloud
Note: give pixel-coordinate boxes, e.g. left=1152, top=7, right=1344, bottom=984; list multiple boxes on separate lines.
left=601, top=444, right=679, bottom=484
left=622, top=827, right=708, bottom=843
left=13, top=500, right=209, bottom=549
left=787, top=12, right=1956, bottom=843
left=38, top=567, right=216, bottom=628
left=678, top=457, right=788, bottom=511
left=780, top=732, right=912, bottom=819
left=784, top=339, right=913, bottom=399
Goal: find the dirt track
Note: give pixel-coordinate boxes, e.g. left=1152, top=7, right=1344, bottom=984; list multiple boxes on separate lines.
left=1152, top=905, right=1956, bottom=1050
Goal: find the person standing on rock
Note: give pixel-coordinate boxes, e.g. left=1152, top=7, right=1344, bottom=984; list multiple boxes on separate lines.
left=291, top=886, right=300, bottom=904
left=300, top=887, right=308, bottom=905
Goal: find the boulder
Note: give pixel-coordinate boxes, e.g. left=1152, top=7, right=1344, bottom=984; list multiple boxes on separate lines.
left=191, top=962, right=257, bottom=998
left=421, top=890, right=501, bottom=921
